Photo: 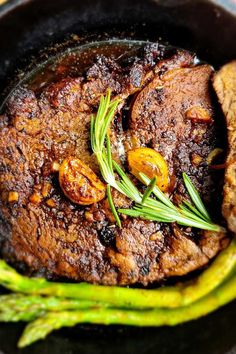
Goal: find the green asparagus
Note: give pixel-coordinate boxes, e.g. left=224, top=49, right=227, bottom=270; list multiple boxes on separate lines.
left=0, top=294, right=107, bottom=322
left=18, top=272, right=236, bottom=348
left=0, top=240, right=235, bottom=308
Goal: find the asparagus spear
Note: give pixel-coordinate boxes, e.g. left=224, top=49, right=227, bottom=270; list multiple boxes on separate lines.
left=0, top=294, right=107, bottom=322
left=18, top=272, right=236, bottom=348
left=0, top=240, right=235, bottom=308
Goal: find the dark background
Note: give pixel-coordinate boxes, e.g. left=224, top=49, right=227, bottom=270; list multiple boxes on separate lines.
left=0, top=0, right=236, bottom=353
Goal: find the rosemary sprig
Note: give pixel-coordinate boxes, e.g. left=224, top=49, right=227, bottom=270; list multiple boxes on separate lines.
left=91, top=91, right=222, bottom=232
left=90, top=90, right=142, bottom=226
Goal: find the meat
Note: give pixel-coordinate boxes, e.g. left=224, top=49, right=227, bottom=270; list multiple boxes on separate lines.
left=130, top=65, right=215, bottom=173
left=0, top=44, right=229, bottom=286
left=213, top=61, right=236, bottom=234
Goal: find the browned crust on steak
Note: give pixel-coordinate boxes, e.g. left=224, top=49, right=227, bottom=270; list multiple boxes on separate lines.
left=130, top=65, right=215, bottom=171
left=213, top=61, right=236, bottom=234
left=0, top=46, right=229, bottom=285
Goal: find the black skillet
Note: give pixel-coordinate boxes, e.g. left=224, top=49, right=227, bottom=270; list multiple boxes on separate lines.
left=0, top=0, right=236, bottom=353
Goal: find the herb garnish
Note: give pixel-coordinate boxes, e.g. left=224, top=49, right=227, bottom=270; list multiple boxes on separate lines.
left=91, top=90, right=222, bottom=232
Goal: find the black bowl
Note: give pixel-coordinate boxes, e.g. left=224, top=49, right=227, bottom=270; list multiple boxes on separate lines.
left=0, top=0, right=236, bottom=353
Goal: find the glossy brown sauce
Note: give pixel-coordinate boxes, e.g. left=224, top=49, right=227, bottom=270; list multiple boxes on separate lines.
left=25, top=41, right=147, bottom=93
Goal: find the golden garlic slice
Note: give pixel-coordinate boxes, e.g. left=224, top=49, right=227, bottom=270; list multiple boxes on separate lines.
left=127, top=147, right=169, bottom=192
left=59, top=157, right=106, bottom=205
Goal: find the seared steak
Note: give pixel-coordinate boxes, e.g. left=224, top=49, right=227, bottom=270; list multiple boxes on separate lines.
left=0, top=45, right=229, bottom=285
left=213, top=61, right=236, bottom=234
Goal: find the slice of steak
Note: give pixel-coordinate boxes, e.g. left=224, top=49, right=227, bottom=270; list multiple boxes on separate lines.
left=213, top=61, right=236, bottom=234
left=128, top=64, right=223, bottom=206
left=130, top=65, right=214, bottom=170
left=0, top=46, right=229, bottom=286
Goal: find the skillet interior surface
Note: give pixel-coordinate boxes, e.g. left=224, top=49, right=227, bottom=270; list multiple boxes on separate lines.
left=0, top=0, right=236, bottom=353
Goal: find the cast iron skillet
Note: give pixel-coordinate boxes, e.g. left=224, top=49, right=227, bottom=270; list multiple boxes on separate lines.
left=0, top=0, right=236, bottom=353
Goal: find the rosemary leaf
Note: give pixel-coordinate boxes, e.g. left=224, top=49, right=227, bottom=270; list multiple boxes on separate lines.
left=134, top=206, right=175, bottom=222
left=90, top=114, right=95, bottom=151
left=118, top=208, right=142, bottom=217
left=117, top=181, right=136, bottom=201
left=183, top=173, right=211, bottom=222
left=139, top=173, right=175, bottom=209
left=182, top=201, right=209, bottom=221
left=176, top=218, right=221, bottom=232
left=96, top=92, right=110, bottom=142
left=100, top=100, right=120, bottom=147
left=179, top=205, right=210, bottom=223
left=106, top=135, right=113, bottom=172
left=113, top=160, right=141, bottom=202
left=134, top=205, right=174, bottom=218
left=143, top=198, right=175, bottom=213
left=118, top=208, right=175, bottom=223
left=142, top=177, right=157, bottom=204
left=107, top=185, right=121, bottom=229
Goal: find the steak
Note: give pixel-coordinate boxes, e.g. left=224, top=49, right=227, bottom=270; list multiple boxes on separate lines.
left=0, top=44, right=229, bottom=285
left=213, top=61, right=236, bottom=234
